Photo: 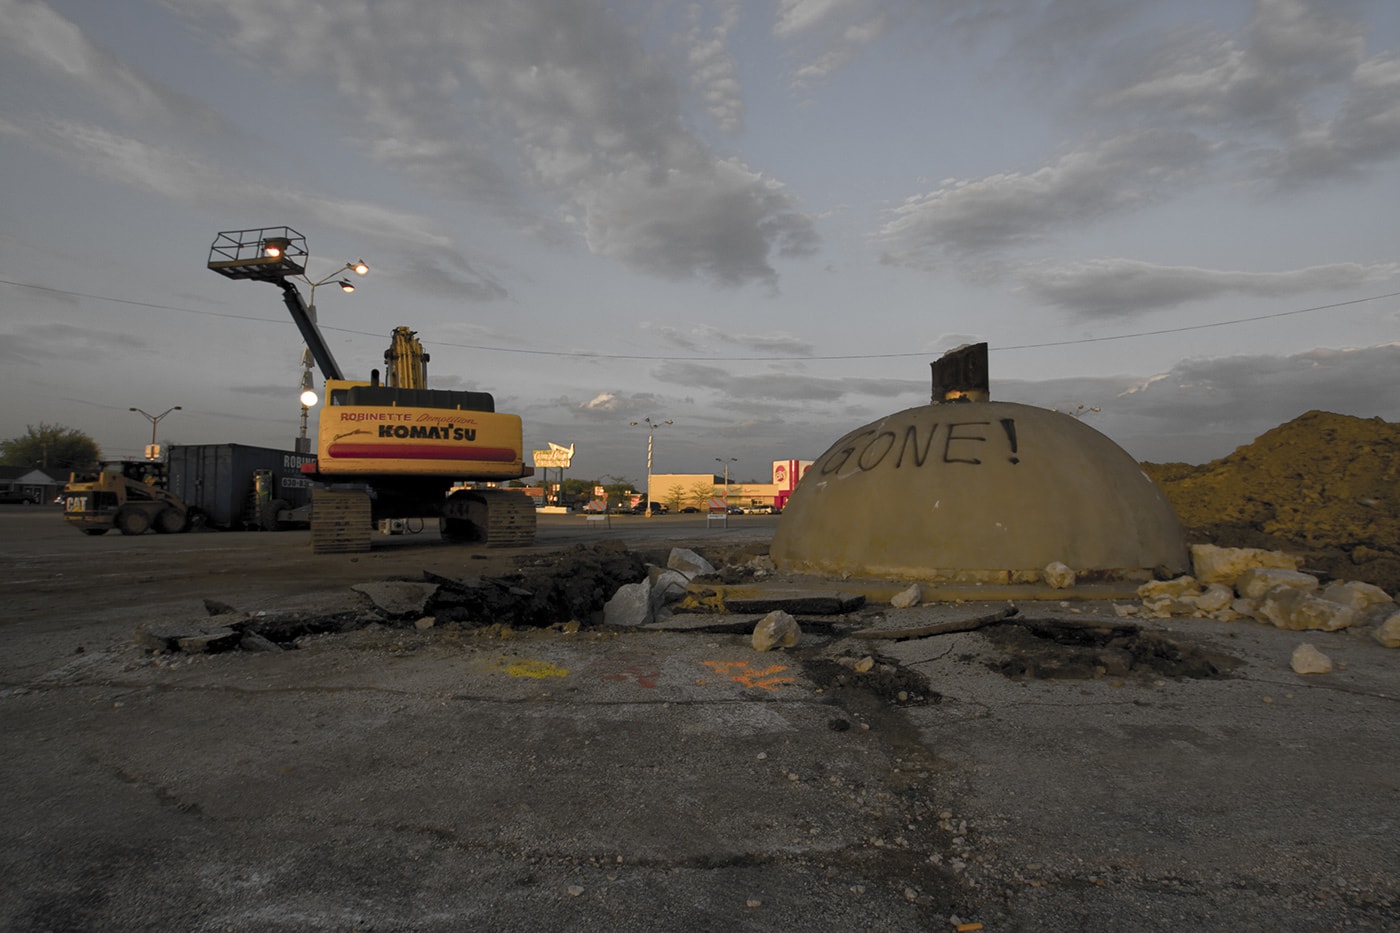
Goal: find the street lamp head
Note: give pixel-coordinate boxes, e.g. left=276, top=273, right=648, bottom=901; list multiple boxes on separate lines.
left=299, top=389, right=319, bottom=407
left=337, top=279, right=355, bottom=293
left=351, top=260, right=369, bottom=275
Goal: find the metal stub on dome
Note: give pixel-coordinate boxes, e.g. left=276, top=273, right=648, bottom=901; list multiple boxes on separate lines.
left=931, top=342, right=989, bottom=403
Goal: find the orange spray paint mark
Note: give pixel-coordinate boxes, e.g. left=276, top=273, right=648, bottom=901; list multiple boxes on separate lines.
left=702, top=660, right=794, bottom=692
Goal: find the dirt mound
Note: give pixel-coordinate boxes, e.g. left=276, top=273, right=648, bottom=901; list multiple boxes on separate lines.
left=1143, top=410, right=1400, bottom=591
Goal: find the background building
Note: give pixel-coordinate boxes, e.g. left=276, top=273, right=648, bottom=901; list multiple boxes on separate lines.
left=648, top=459, right=812, bottom=512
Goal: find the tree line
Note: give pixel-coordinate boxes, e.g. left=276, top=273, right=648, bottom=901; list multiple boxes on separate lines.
left=1, top=424, right=101, bottom=471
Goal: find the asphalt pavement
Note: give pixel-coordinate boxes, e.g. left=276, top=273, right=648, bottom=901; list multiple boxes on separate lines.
left=1, top=506, right=1397, bottom=931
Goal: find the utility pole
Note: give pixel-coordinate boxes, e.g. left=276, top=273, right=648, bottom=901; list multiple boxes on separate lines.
left=629, top=417, right=672, bottom=516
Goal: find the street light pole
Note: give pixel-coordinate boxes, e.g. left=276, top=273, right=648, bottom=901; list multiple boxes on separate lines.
left=715, top=457, right=737, bottom=508
left=297, top=260, right=369, bottom=452
left=129, top=406, right=182, bottom=459
left=629, top=417, right=672, bottom=517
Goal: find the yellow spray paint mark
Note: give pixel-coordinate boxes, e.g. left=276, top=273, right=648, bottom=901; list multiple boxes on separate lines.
left=702, top=660, right=794, bottom=692
left=502, top=659, right=570, bottom=680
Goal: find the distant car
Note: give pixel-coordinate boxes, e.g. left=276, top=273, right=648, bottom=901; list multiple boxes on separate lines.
left=727, top=506, right=743, bottom=515
left=748, top=504, right=774, bottom=514
left=633, top=502, right=668, bottom=514
left=0, top=489, right=38, bottom=504
left=680, top=506, right=699, bottom=513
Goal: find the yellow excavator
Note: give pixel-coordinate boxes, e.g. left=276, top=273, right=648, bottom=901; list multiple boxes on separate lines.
left=208, top=227, right=536, bottom=553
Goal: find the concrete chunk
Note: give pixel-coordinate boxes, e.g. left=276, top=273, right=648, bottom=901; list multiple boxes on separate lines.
left=1236, top=568, right=1319, bottom=600
left=1290, top=643, right=1333, bottom=675
left=604, top=580, right=653, bottom=627
left=1255, top=588, right=1356, bottom=631
left=752, top=610, right=801, bottom=651
left=176, top=627, right=241, bottom=653
left=1191, top=544, right=1301, bottom=586
left=667, top=547, right=716, bottom=579
left=890, top=584, right=922, bottom=609
left=1373, top=613, right=1400, bottom=648
left=1043, top=562, right=1076, bottom=590
left=351, top=581, right=440, bottom=616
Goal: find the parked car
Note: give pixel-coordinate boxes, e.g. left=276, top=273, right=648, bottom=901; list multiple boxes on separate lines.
left=680, top=506, right=699, bottom=513
left=748, top=504, right=774, bottom=514
left=727, top=506, right=743, bottom=515
left=632, top=502, right=668, bottom=514
left=0, top=489, right=38, bottom=504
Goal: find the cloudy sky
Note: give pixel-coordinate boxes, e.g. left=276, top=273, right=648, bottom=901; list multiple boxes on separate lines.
left=2, top=0, right=1397, bottom=484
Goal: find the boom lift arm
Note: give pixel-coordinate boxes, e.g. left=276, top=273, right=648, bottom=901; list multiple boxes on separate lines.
left=279, top=279, right=344, bottom=382
left=205, top=226, right=344, bottom=382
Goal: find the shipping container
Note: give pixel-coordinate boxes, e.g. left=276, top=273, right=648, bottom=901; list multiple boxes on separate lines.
left=166, top=444, right=316, bottom=529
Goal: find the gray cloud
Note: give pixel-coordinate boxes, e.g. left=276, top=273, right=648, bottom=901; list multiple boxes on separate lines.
left=874, top=130, right=1216, bottom=268
left=684, top=0, right=745, bottom=133
left=173, top=0, right=818, bottom=288
left=1018, top=258, right=1400, bottom=317
left=0, top=321, right=146, bottom=365
left=642, top=322, right=815, bottom=356
left=392, top=256, right=510, bottom=304
left=1095, top=0, right=1400, bottom=186
left=652, top=360, right=924, bottom=402
left=0, top=0, right=241, bottom=137
left=997, top=342, right=1400, bottom=460
left=860, top=0, right=1399, bottom=272
left=773, top=0, right=1139, bottom=89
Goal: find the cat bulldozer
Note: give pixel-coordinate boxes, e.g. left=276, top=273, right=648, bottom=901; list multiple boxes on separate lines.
left=207, top=226, right=536, bottom=553
left=63, top=461, right=191, bottom=536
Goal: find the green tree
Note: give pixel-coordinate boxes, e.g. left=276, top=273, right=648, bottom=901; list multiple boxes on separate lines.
left=688, top=480, right=717, bottom=509
left=559, top=478, right=595, bottom=509
left=663, top=486, right=687, bottom=512
left=1, top=423, right=101, bottom=470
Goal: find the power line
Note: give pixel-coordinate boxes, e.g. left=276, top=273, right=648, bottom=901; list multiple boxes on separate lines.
left=3, top=277, right=1396, bottom=362
left=997, top=291, right=1400, bottom=352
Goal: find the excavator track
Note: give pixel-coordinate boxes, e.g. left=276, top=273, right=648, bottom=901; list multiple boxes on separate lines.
left=441, top=488, right=537, bottom=547
left=311, top=488, right=372, bottom=554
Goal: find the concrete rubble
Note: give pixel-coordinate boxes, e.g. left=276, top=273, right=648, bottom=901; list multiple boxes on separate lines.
left=1042, top=561, right=1076, bottom=589
left=351, top=580, right=440, bottom=616
left=751, top=609, right=802, bottom=651
left=135, top=540, right=1400, bottom=678
left=604, top=547, right=716, bottom=627
left=890, top=583, right=921, bottom=608
left=1290, top=642, right=1334, bottom=674
left=1122, top=543, right=1398, bottom=646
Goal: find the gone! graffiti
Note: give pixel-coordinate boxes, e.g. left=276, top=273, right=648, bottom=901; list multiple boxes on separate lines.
left=818, top=418, right=1020, bottom=476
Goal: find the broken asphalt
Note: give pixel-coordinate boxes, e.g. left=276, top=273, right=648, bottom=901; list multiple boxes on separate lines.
left=1, top=509, right=1396, bottom=931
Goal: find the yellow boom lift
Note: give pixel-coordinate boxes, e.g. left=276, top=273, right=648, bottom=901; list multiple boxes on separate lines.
left=207, top=226, right=536, bottom=553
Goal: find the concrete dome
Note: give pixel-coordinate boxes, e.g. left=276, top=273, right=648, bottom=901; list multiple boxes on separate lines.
left=771, top=401, right=1188, bottom=583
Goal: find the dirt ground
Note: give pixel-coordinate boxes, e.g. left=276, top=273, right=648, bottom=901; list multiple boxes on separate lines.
left=1143, top=409, right=1400, bottom=591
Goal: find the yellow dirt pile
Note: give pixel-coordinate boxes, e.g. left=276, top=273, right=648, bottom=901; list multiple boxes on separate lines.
left=1143, top=410, right=1400, bottom=593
